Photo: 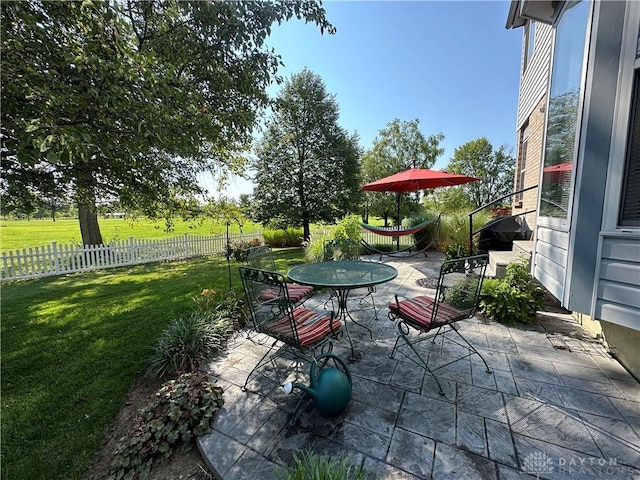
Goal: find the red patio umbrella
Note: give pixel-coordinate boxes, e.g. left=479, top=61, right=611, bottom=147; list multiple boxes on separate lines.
left=361, top=168, right=481, bottom=248
left=361, top=168, right=481, bottom=193
left=542, top=162, right=572, bottom=183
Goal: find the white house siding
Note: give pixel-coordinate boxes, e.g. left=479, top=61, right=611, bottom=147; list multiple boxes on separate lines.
left=594, top=236, right=640, bottom=330
left=515, top=22, right=553, bottom=128
left=533, top=226, right=569, bottom=301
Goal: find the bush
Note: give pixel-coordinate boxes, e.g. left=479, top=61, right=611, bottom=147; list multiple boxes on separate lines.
left=276, top=451, right=370, bottom=480
left=479, top=258, right=545, bottom=324
left=109, top=372, right=224, bottom=480
left=264, top=227, right=304, bottom=247
left=305, top=215, right=363, bottom=262
left=228, top=238, right=261, bottom=262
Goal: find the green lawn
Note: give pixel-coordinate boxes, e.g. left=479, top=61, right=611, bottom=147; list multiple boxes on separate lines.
left=0, top=217, right=262, bottom=252
left=0, top=248, right=306, bottom=480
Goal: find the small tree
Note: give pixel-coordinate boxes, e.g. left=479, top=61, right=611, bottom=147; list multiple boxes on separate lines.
left=252, top=69, right=361, bottom=240
left=434, top=138, right=515, bottom=211
left=361, top=119, right=444, bottom=225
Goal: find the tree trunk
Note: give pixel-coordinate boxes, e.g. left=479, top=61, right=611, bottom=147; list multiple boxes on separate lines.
left=302, top=216, right=310, bottom=243
left=76, top=169, right=104, bottom=246
left=78, top=203, right=103, bottom=246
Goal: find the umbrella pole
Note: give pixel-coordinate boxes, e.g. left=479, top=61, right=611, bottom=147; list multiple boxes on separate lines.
left=396, top=193, right=401, bottom=251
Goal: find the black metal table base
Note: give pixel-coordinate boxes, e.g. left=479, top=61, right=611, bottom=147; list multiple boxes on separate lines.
left=333, top=288, right=374, bottom=363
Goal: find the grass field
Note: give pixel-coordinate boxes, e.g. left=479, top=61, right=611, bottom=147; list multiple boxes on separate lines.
left=0, top=248, right=306, bottom=480
left=0, top=217, right=262, bottom=252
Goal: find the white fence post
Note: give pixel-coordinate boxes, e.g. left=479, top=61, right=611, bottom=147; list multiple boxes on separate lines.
left=1, top=230, right=266, bottom=281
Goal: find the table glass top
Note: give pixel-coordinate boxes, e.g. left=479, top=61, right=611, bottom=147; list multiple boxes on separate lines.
left=287, top=261, right=398, bottom=289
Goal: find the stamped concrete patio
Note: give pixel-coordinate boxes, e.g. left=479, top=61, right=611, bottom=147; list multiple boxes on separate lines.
left=198, top=253, right=640, bottom=479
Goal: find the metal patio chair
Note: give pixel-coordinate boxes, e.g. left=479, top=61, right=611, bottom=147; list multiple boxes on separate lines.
left=245, top=245, right=313, bottom=305
left=323, top=239, right=378, bottom=319
left=239, top=266, right=342, bottom=392
left=388, top=254, right=492, bottom=395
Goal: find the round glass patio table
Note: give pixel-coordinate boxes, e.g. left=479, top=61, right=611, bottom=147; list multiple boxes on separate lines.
left=288, top=260, right=398, bottom=362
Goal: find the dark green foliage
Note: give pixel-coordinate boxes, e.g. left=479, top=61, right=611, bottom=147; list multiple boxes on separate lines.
left=109, top=373, right=224, bottom=480
left=252, top=69, right=361, bottom=240
left=437, top=138, right=515, bottom=210
left=148, top=289, right=245, bottom=378
left=2, top=1, right=334, bottom=244
left=480, top=259, right=545, bottom=324
left=444, top=276, right=481, bottom=310
left=361, top=119, right=444, bottom=225
left=276, top=451, right=370, bottom=480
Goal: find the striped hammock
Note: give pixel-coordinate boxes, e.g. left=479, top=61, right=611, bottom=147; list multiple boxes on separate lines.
left=360, top=216, right=438, bottom=237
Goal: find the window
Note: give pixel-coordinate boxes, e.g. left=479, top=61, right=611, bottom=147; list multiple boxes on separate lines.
left=540, top=0, right=590, bottom=221
left=619, top=70, right=640, bottom=226
left=515, top=123, right=529, bottom=204
left=524, top=21, right=536, bottom=70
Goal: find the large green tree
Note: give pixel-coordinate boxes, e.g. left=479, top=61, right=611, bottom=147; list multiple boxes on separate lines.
left=1, top=0, right=334, bottom=245
left=432, top=137, right=515, bottom=211
left=252, top=69, right=361, bottom=240
left=361, top=119, right=444, bottom=225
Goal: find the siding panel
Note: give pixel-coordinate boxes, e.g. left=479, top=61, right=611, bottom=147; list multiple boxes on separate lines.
left=601, top=238, right=640, bottom=262
left=536, top=227, right=569, bottom=248
left=593, top=236, right=640, bottom=331
left=594, top=301, right=639, bottom=331
left=534, top=265, right=563, bottom=299
left=516, top=23, right=554, bottom=128
left=536, top=239, right=567, bottom=265
left=597, top=281, right=640, bottom=308
left=599, top=259, right=640, bottom=286
left=534, top=226, right=569, bottom=303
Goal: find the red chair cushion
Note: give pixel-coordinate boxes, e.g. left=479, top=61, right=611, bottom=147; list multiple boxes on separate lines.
left=265, top=306, right=341, bottom=348
left=286, top=284, right=314, bottom=303
left=389, top=295, right=464, bottom=330
left=258, top=284, right=313, bottom=303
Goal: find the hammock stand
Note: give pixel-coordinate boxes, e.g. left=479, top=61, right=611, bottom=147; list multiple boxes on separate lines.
left=360, top=214, right=442, bottom=259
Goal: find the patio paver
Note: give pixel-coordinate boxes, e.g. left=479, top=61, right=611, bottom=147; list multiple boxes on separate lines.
left=197, top=253, right=640, bottom=479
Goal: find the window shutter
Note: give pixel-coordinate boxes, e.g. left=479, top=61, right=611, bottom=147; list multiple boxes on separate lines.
left=620, top=70, right=640, bottom=226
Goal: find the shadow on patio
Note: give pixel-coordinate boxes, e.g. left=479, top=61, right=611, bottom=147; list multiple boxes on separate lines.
left=198, top=253, right=640, bottom=479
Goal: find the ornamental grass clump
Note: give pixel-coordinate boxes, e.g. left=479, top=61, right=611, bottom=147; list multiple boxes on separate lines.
left=148, top=290, right=244, bottom=378
left=276, top=451, right=370, bottom=480
left=109, top=372, right=224, bottom=480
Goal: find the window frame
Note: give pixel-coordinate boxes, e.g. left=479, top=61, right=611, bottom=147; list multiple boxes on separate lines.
left=515, top=123, right=529, bottom=205
left=536, top=0, right=593, bottom=231
left=602, top=0, right=640, bottom=232
left=524, top=20, right=536, bottom=71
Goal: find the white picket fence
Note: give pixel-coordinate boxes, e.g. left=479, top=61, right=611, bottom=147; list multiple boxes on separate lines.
left=1, top=231, right=263, bottom=282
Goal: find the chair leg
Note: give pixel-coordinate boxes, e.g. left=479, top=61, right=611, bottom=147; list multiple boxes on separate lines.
left=449, top=324, right=492, bottom=373
left=242, top=338, right=279, bottom=391
left=391, top=321, right=445, bottom=395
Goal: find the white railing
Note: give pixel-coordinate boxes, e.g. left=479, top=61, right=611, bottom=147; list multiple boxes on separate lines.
left=1, top=231, right=263, bottom=282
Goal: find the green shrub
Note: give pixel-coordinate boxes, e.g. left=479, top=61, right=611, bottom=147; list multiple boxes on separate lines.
left=276, top=451, right=370, bottom=480
left=479, top=258, right=545, bottom=324
left=444, top=276, right=481, bottom=309
left=228, top=238, right=261, bottom=261
left=305, top=216, right=363, bottom=262
left=264, top=227, right=304, bottom=247
left=109, top=373, right=224, bottom=480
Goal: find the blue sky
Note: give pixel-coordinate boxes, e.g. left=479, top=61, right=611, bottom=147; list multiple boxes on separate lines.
left=220, top=0, right=523, bottom=197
